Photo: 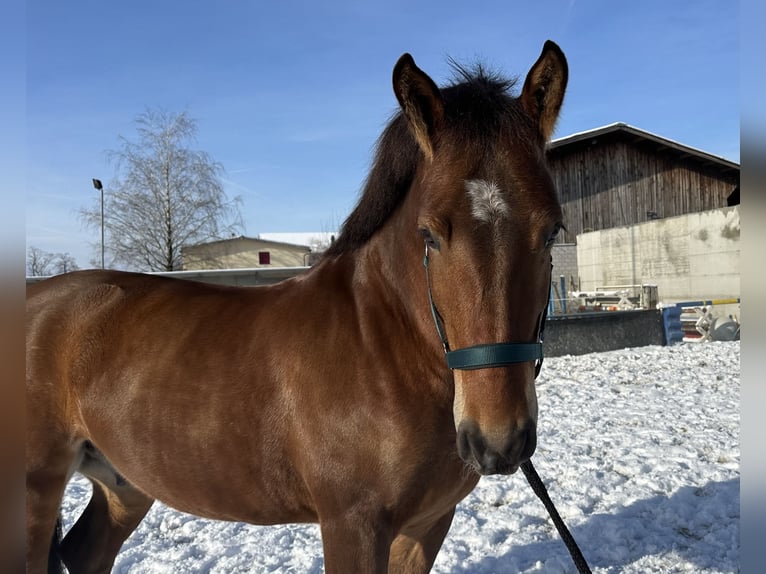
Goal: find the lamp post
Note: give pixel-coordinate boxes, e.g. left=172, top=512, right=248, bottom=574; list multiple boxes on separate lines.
left=92, top=178, right=104, bottom=269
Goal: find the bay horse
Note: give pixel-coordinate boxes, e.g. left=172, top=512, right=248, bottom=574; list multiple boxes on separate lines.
left=26, top=41, right=567, bottom=573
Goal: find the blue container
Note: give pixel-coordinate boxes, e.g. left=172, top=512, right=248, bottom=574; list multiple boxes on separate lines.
left=661, top=306, right=684, bottom=345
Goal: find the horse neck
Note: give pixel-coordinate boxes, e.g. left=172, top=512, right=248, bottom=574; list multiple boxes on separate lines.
left=348, top=200, right=446, bottom=369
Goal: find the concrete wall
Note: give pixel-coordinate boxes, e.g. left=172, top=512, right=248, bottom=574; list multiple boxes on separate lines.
left=544, top=310, right=666, bottom=357
left=577, top=206, right=739, bottom=304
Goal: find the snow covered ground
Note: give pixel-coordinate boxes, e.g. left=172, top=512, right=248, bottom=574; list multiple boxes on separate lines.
left=61, top=341, right=740, bottom=573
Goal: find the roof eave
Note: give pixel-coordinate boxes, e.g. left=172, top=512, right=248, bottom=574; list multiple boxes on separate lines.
left=549, top=122, right=739, bottom=173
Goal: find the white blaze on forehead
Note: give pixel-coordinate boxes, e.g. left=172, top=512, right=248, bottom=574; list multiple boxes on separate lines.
left=465, top=179, right=509, bottom=224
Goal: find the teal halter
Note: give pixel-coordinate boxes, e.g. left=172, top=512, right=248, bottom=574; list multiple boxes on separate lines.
left=423, top=243, right=547, bottom=376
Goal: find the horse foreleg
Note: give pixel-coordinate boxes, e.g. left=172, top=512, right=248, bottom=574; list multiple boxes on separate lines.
left=388, top=508, right=455, bottom=574
left=59, top=478, right=153, bottom=574
left=25, top=466, right=70, bottom=574
left=319, top=513, right=394, bottom=574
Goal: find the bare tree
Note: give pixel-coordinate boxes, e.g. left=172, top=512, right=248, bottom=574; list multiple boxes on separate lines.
left=26, top=247, right=55, bottom=276
left=53, top=253, right=79, bottom=274
left=80, top=109, right=243, bottom=271
left=26, top=247, right=80, bottom=276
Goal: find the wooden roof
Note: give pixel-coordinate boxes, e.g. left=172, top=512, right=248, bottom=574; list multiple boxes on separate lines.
left=549, top=122, right=739, bottom=176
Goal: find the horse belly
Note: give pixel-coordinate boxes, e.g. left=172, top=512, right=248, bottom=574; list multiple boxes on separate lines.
left=77, top=372, right=317, bottom=526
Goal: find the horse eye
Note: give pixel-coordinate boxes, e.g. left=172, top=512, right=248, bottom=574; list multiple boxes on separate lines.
left=419, top=228, right=440, bottom=250
left=545, top=225, right=561, bottom=248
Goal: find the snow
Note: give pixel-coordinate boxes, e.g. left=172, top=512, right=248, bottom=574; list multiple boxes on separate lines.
left=61, top=341, right=740, bottom=573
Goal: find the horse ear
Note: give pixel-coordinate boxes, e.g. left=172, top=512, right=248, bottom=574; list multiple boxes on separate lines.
left=520, top=40, right=568, bottom=141
left=392, top=53, right=444, bottom=160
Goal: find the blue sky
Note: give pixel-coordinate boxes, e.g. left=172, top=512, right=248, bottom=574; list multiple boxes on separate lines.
left=21, top=0, right=739, bottom=269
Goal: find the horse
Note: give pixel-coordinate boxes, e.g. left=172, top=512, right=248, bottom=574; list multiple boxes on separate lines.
left=26, top=41, right=568, bottom=573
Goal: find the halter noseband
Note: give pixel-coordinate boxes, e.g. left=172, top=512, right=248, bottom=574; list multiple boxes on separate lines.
left=423, top=243, right=548, bottom=376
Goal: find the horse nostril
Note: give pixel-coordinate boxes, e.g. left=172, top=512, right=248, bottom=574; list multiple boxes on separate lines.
left=457, top=420, right=484, bottom=464
left=504, top=423, right=537, bottom=465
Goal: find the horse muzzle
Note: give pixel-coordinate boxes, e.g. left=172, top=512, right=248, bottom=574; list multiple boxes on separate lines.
left=456, top=419, right=537, bottom=475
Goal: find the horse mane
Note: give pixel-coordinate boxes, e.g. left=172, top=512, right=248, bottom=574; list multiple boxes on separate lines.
left=325, top=62, right=527, bottom=257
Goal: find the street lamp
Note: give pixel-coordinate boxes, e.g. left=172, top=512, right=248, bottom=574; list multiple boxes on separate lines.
left=92, top=178, right=104, bottom=269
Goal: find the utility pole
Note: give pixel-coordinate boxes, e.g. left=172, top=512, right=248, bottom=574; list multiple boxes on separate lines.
left=92, top=178, right=104, bottom=269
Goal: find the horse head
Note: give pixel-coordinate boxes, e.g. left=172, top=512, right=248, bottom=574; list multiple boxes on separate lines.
left=393, top=42, right=568, bottom=475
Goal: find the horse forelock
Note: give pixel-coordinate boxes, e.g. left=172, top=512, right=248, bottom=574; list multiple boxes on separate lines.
left=325, top=62, right=533, bottom=257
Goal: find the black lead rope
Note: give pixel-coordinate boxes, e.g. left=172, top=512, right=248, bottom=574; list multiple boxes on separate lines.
left=423, top=243, right=592, bottom=574
left=521, top=460, right=593, bottom=574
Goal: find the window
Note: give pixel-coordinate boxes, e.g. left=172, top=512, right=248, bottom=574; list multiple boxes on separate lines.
left=258, top=251, right=271, bottom=265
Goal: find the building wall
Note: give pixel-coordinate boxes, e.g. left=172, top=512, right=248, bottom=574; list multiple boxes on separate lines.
left=577, top=205, right=739, bottom=303
left=550, top=243, right=579, bottom=313
left=183, top=238, right=310, bottom=270
left=552, top=243, right=578, bottom=290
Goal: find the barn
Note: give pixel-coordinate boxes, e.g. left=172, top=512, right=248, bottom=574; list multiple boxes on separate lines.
left=547, top=122, right=739, bottom=243
left=546, top=123, right=739, bottom=306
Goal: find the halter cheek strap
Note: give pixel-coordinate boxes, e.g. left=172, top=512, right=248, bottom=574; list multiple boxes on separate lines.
left=423, top=243, right=548, bottom=376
